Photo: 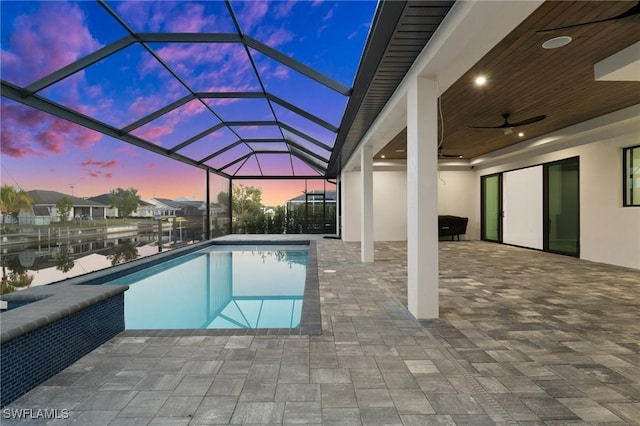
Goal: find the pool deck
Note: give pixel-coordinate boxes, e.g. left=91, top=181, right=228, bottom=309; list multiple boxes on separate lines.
left=3, top=236, right=640, bottom=425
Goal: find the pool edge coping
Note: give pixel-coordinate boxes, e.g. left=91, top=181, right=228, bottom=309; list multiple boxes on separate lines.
left=1, top=239, right=322, bottom=340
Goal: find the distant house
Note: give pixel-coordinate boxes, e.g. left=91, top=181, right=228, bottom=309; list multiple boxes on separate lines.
left=21, top=190, right=107, bottom=224
left=87, top=194, right=118, bottom=218
left=87, top=194, right=155, bottom=218
left=285, top=190, right=337, bottom=208
left=134, top=200, right=156, bottom=218
left=144, top=198, right=180, bottom=218
left=17, top=206, right=52, bottom=225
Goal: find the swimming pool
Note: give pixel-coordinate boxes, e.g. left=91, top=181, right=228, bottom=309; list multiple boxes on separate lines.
left=106, top=244, right=309, bottom=329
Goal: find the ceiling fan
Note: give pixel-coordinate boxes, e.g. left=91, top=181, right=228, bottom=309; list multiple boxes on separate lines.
left=538, top=2, right=640, bottom=32
left=468, top=113, right=547, bottom=133
left=438, top=146, right=463, bottom=159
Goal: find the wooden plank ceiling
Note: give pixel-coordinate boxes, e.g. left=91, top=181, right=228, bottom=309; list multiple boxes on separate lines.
left=374, top=1, right=640, bottom=160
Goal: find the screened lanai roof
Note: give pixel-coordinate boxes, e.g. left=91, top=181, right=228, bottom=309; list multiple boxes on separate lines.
left=1, top=0, right=378, bottom=178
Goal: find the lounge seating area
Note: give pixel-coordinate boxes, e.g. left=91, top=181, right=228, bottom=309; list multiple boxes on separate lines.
left=438, top=215, right=468, bottom=240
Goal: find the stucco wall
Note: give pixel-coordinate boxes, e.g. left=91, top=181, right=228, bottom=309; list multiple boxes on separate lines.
left=479, top=129, right=640, bottom=269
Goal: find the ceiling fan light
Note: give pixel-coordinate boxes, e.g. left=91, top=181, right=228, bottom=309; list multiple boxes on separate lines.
left=542, top=36, right=572, bottom=49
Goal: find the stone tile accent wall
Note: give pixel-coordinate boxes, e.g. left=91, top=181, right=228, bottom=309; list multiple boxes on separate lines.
left=0, top=294, right=124, bottom=407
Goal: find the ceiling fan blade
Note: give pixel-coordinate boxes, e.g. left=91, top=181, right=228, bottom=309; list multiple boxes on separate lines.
left=509, top=115, right=547, bottom=127
left=468, top=114, right=546, bottom=129
left=537, top=3, right=640, bottom=33
left=438, top=147, right=463, bottom=158
left=467, top=123, right=511, bottom=129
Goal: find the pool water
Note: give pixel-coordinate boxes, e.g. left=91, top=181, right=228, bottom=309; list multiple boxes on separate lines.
left=107, top=244, right=309, bottom=329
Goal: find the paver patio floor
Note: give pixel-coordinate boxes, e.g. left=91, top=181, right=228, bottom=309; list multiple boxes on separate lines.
left=4, top=240, right=640, bottom=425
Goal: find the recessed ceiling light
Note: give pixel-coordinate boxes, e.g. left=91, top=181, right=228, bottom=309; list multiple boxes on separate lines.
left=542, top=36, right=572, bottom=50
left=458, top=155, right=463, bottom=159
left=518, top=132, right=524, bottom=137
left=474, top=75, right=487, bottom=86
left=381, top=155, right=385, bottom=159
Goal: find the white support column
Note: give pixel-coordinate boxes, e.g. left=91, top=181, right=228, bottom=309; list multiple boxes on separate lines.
left=407, top=76, right=439, bottom=319
left=361, top=145, right=374, bottom=262
left=336, top=175, right=341, bottom=237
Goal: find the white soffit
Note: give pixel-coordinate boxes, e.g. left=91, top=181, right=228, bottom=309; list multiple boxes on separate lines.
left=595, top=41, right=640, bottom=81
left=344, top=0, right=543, bottom=173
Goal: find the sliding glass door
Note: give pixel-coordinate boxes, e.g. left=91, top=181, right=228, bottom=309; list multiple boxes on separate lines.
left=544, top=157, right=580, bottom=256
left=481, top=174, right=502, bottom=242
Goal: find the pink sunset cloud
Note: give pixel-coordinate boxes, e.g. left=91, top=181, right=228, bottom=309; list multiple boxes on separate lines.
left=80, top=159, right=118, bottom=169
left=1, top=2, right=102, bottom=86
left=150, top=43, right=259, bottom=94
left=133, top=124, right=174, bottom=144
left=273, top=65, right=291, bottom=80
left=132, top=99, right=215, bottom=144
left=165, top=3, right=209, bottom=33
left=259, top=27, right=294, bottom=48
left=115, top=2, right=166, bottom=32
left=0, top=102, right=103, bottom=158
left=80, top=158, right=118, bottom=180
left=117, top=1, right=233, bottom=33
left=236, top=2, right=269, bottom=32
left=274, top=1, right=297, bottom=19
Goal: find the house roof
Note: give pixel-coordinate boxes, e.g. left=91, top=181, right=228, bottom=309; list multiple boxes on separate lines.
left=87, top=194, right=113, bottom=205
left=87, top=194, right=154, bottom=208
left=26, top=190, right=106, bottom=207
left=151, top=198, right=186, bottom=209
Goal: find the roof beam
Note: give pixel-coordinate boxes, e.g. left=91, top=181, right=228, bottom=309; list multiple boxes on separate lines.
left=279, top=122, right=333, bottom=152
left=220, top=152, right=253, bottom=172
left=136, top=33, right=242, bottom=43
left=197, top=92, right=265, bottom=99
left=23, top=35, right=136, bottom=96
left=284, top=139, right=330, bottom=163
left=267, top=94, right=339, bottom=133
left=121, top=94, right=195, bottom=134
left=289, top=148, right=327, bottom=174
left=198, top=140, right=242, bottom=164
left=168, top=122, right=226, bottom=154
left=244, top=36, right=351, bottom=96
left=226, top=120, right=279, bottom=127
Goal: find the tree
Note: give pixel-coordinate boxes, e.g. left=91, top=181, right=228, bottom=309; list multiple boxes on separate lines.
left=1, top=254, right=33, bottom=295
left=55, top=247, right=75, bottom=273
left=110, top=187, right=141, bottom=217
left=0, top=185, right=32, bottom=231
left=232, top=184, right=264, bottom=234
left=108, top=239, right=139, bottom=265
left=217, top=191, right=229, bottom=206
left=56, top=197, right=74, bottom=223
left=270, top=205, right=286, bottom=234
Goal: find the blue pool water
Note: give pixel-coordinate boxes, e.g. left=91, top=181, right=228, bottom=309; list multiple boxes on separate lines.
left=107, top=244, right=309, bottom=329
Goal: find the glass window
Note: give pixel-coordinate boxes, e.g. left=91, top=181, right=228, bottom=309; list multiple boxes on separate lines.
left=623, top=145, right=640, bottom=207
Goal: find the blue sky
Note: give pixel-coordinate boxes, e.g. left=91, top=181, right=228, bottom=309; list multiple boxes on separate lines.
left=1, top=0, right=376, bottom=203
